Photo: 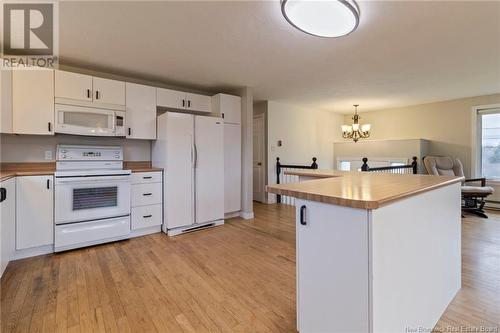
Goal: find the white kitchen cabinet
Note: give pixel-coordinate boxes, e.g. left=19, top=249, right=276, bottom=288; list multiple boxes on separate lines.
left=295, top=200, right=370, bottom=332
left=125, top=83, right=157, bottom=139
left=131, top=204, right=162, bottom=230
left=12, top=69, right=54, bottom=135
left=130, top=172, right=163, bottom=233
left=1, top=178, right=16, bottom=277
left=157, top=88, right=186, bottom=110
left=93, top=77, right=125, bottom=106
left=212, top=93, right=241, bottom=124
left=16, top=176, right=54, bottom=250
left=55, top=70, right=125, bottom=108
left=0, top=69, right=13, bottom=134
left=186, top=93, right=211, bottom=113
left=157, top=88, right=211, bottom=113
left=212, top=94, right=242, bottom=214
left=224, top=123, right=242, bottom=213
left=55, top=70, right=93, bottom=102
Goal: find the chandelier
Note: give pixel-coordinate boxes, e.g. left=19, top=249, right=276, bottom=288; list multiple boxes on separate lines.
left=341, top=104, right=371, bottom=142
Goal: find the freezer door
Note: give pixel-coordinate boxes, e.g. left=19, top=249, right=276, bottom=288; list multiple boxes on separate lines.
left=194, top=115, right=224, bottom=224
left=164, top=112, right=195, bottom=229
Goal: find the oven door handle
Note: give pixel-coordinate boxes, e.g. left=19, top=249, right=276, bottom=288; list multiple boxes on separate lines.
left=56, top=176, right=131, bottom=184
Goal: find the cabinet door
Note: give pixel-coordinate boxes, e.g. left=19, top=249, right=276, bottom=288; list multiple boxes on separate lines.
left=186, top=93, right=211, bottom=113
left=55, top=70, right=93, bottom=102
left=125, top=83, right=157, bottom=139
left=16, top=176, right=54, bottom=250
left=93, top=77, right=125, bottom=106
left=1, top=69, right=13, bottom=134
left=296, top=200, right=369, bottom=333
left=12, top=69, right=54, bottom=135
left=1, top=178, right=16, bottom=276
left=214, top=94, right=241, bottom=124
left=157, top=88, right=187, bottom=110
left=224, top=123, right=241, bottom=213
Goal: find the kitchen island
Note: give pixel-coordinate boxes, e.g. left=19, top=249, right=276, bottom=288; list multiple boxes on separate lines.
left=267, top=170, right=464, bottom=333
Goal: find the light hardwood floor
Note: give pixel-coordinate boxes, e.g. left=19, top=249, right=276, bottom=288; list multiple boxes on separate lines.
left=1, top=203, right=499, bottom=332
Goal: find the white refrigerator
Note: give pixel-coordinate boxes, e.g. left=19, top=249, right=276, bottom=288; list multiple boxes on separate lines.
left=152, top=112, right=224, bottom=235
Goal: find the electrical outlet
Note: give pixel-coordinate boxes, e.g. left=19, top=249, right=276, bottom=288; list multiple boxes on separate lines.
left=45, top=150, right=53, bottom=160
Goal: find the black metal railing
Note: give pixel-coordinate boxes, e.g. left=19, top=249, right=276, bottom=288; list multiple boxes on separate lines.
left=361, top=156, right=418, bottom=174
left=276, top=157, right=318, bottom=204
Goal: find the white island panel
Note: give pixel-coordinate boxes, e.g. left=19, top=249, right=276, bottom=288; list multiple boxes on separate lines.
left=371, top=182, right=461, bottom=332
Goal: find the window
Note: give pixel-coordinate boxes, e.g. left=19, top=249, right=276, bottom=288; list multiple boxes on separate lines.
left=478, top=109, right=500, bottom=179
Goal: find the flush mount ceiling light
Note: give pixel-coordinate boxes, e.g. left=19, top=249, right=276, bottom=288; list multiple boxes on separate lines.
left=281, top=0, right=360, bottom=38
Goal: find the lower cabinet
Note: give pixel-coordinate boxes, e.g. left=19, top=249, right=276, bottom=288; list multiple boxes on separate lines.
left=1, top=178, right=16, bottom=276
left=132, top=204, right=162, bottom=230
left=16, top=176, right=54, bottom=250
left=131, top=172, right=163, bottom=232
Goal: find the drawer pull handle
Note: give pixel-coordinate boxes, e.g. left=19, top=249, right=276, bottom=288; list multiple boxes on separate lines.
left=143, top=193, right=152, bottom=196
left=143, top=176, right=152, bottom=179
left=143, top=215, right=152, bottom=218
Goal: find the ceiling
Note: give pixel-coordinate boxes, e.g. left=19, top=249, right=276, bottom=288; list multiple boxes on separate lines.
left=59, top=1, right=500, bottom=113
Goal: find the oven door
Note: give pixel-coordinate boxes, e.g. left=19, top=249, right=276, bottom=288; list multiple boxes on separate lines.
left=55, top=104, right=116, bottom=136
left=55, top=175, right=131, bottom=224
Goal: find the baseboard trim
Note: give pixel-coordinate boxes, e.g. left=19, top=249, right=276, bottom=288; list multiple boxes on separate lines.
left=13, top=245, right=54, bottom=260
left=130, top=225, right=162, bottom=238
left=240, top=211, right=254, bottom=219
left=225, top=211, right=241, bottom=219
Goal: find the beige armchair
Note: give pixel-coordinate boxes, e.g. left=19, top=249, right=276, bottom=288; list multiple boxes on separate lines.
left=423, top=156, right=494, bottom=218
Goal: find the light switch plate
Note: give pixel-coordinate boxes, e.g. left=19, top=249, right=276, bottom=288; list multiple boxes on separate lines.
left=45, top=150, right=53, bottom=160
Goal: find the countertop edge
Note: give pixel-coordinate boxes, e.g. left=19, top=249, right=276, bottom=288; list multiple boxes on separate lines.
left=267, top=176, right=464, bottom=210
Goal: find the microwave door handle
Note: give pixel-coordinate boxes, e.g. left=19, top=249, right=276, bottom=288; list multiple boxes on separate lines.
left=112, top=113, right=116, bottom=133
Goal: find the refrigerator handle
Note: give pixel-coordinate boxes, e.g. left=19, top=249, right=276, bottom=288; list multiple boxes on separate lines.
left=193, top=143, right=198, bottom=168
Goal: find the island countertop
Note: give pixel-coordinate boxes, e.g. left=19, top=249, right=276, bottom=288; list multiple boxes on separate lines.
left=266, top=170, right=463, bottom=209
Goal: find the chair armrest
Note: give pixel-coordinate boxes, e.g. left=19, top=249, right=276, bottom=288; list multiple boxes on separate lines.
left=464, top=178, right=486, bottom=186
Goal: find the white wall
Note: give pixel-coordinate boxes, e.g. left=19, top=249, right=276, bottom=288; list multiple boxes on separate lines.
left=0, top=134, right=150, bottom=162
left=343, top=93, right=500, bottom=177
left=266, top=101, right=343, bottom=203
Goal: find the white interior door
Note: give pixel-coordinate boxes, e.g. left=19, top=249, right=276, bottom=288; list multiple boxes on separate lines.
left=195, top=115, right=224, bottom=224
left=165, top=112, right=195, bottom=229
left=253, top=115, right=265, bottom=203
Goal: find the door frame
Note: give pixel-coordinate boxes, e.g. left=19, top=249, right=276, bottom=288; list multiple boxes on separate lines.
left=253, top=113, right=266, bottom=203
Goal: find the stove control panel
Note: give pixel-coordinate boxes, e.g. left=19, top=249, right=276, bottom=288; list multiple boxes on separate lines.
left=57, top=145, right=123, bottom=161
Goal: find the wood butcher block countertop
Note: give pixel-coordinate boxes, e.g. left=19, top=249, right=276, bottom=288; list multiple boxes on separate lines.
left=0, top=161, right=162, bottom=181
left=266, top=169, right=464, bottom=209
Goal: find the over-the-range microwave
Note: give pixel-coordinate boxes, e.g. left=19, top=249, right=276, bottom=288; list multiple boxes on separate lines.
left=55, top=103, right=125, bottom=137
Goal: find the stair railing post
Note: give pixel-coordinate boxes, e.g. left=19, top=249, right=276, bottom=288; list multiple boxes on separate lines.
left=361, top=157, right=369, bottom=171
left=311, top=157, right=318, bottom=169
left=412, top=156, right=418, bottom=174
left=276, top=157, right=281, bottom=203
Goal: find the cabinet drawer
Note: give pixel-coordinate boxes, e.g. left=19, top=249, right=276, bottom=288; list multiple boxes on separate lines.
left=132, top=183, right=162, bottom=207
left=131, top=171, right=162, bottom=184
left=131, top=204, right=162, bottom=230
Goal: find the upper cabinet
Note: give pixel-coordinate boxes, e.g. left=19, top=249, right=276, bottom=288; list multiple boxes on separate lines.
left=55, top=70, right=92, bottom=102
left=93, top=77, right=125, bottom=106
left=12, top=69, right=55, bottom=135
left=157, top=88, right=211, bottom=113
left=0, top=69, right=13, bottom=134
left=212, top=93, right=241, bottom=124
left=55, top=70, right=125, bottom=109
left=186, top=93, right=211, bottom=113
left=125, top=82, right=157, bottom=140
